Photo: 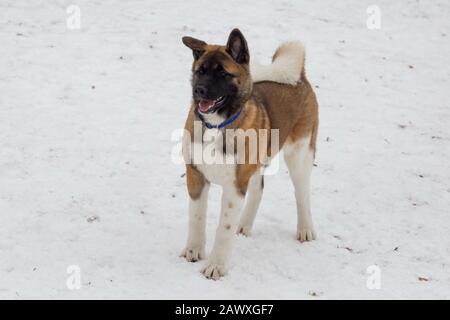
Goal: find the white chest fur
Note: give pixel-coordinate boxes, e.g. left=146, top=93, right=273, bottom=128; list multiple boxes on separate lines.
left=193, top=128, right=237, bottom=186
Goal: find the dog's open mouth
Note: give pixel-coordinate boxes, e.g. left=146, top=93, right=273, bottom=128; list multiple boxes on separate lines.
left=198, top=96, right=226, bottom=113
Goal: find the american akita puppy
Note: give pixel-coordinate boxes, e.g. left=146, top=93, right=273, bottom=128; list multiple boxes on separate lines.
left=180, top=29, right=319, bottom=280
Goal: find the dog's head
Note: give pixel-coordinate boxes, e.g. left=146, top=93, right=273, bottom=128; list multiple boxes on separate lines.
left=182, top=29, right=252, bottom=121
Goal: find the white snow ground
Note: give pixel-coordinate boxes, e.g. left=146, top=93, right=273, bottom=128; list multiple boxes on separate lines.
left=1, top=0, right=449, bottom=299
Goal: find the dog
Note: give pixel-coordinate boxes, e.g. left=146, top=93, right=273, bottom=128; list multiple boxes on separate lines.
left=180, top=29, right=319, bottom=280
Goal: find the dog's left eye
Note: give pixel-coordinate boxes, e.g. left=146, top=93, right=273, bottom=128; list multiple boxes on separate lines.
left=219, top=70, right=230, bottom=77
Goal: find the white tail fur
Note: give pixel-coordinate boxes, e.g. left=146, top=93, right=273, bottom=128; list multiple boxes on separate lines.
left=250, top=41, right=305, bottom=85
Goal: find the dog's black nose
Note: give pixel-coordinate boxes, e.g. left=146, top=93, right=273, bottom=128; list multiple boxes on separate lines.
left=194, top=85, right=207, bottom=97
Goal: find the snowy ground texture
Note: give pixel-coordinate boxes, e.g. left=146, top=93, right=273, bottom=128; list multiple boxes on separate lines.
left=1, top=0, right=449, bottom=299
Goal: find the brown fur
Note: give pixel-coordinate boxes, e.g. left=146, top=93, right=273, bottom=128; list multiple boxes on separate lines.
left=253, top=72, right=319, bottom=149
left=186, top=164, right=207, bottom=200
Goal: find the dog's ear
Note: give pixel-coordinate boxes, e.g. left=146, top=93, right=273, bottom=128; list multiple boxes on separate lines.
left=226, top=28, right=249, bottom=64
left=182, top=36, right=207, bottom=60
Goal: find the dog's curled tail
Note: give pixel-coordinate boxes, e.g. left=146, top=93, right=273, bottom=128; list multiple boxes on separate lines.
left=251, top=41, right=305, bottom=85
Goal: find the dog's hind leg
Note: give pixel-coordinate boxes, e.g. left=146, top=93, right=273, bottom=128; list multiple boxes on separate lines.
left=283, top=135, right=316, bottom=242
left=237, top=172, right=264, bottom=236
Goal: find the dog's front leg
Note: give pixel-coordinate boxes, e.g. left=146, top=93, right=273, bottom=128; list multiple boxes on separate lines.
left=181, top=165, right=209, bottom=262
left=201, top=184, right=245, bottom=280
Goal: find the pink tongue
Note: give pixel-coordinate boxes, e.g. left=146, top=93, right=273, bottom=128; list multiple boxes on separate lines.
left=199, top=99, right=215, bottom=113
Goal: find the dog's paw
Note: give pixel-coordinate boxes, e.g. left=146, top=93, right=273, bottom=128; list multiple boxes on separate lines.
left=297, top=228, right=316, bottom=242
left=201, top=261, right=227, bottom=280
left=180, top=246, right=205, bottom=262
left=237, top=224, right=252, bottom=237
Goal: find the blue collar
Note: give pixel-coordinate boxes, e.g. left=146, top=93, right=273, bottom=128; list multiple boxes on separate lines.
left=204, top=109, right=242, bottom=129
